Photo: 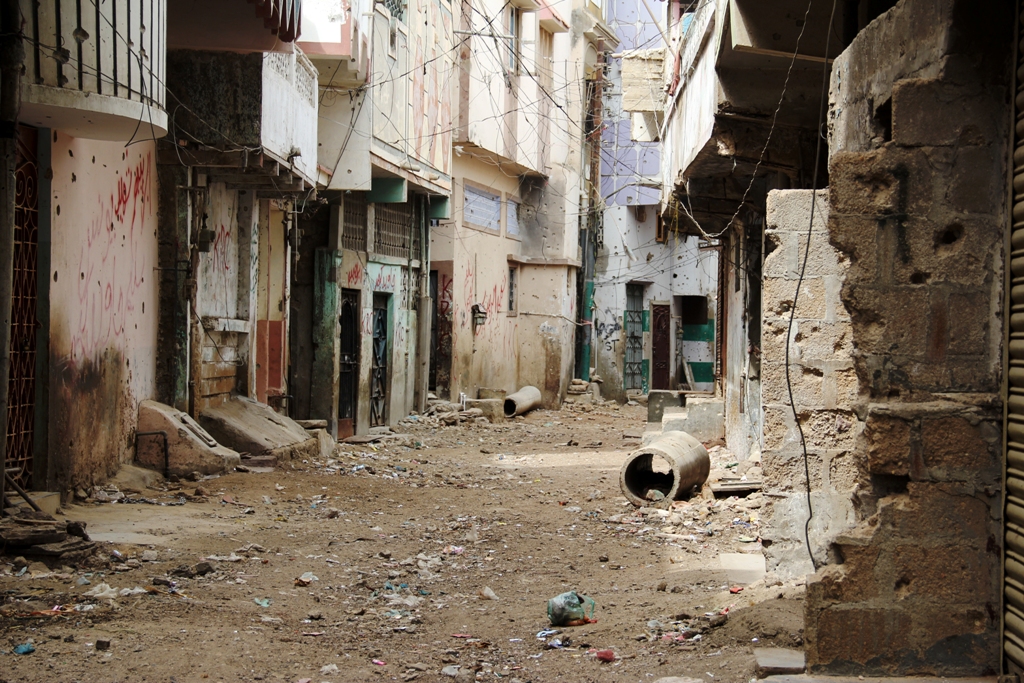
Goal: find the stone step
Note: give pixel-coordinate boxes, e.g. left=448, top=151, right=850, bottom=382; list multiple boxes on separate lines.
left=755, top=648, right=805, bottom=678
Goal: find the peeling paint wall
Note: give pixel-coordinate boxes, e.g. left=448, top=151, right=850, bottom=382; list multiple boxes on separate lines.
left=47, top=134, right=159, bottom=494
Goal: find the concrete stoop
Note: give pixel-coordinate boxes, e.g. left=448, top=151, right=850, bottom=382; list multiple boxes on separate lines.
left=137, top=400, right=241, bottom=477
left=199, top=396, right=319, bottom=462
left=643, top=398, right=725, bottom=446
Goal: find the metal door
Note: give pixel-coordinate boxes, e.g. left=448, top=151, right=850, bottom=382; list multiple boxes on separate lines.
left=1006, top=8, right=1024, bottom=675
left=651, top=304, right=671, bottom=390
left=6, top=125, right=38, bottom=489
left=624, top=284, right=644, bottom=390
left=370, top=294, right=389, bottom=427
left=338, top=289, right=360, bottom=439
left=429, top=271, right=438, bottom=391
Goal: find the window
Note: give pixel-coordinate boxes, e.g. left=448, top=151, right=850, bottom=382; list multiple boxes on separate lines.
left=508, top=8, right=522, bottom=73
left=506, top=199, right=520, bottom=236
left=656, top=212, right=667, bottom=243
left=464, top=185, right=501, bottom=231
left=678, top=295, right=708, bottom=326
left=508, top=267, right=518, bottom=314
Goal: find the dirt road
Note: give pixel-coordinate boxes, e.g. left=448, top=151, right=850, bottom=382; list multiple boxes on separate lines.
left=0, top=402, right=803, bottom=682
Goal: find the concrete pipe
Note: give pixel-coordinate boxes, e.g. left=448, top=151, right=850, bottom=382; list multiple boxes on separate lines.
left=504, top=386, right=542, bottom=418
left=619, top=431, right=710, bottom=507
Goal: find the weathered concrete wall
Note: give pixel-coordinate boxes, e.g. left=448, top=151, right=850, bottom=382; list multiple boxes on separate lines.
left=799, top=0, right=1011, bottom=675
left=760, top=190, right=858, bottom=578
left=47, top=134, right=159, bottom=494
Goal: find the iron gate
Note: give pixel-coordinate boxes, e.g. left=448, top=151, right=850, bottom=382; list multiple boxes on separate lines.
left=370, top=295, right=389, bottom=427
left=6, top=126, right=39, bottom=489
left=624, top=284, right=644, bottom=390
left=338, top=289, right=360, bottom=438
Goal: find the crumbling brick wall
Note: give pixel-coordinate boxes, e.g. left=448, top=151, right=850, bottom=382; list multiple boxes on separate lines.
left=761, top=190, right=859, bottom=579
left=802, top=0, right=1011, bottom=675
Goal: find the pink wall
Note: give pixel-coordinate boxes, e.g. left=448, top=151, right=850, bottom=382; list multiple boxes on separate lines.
left=47, top=132, right=159, bottom=493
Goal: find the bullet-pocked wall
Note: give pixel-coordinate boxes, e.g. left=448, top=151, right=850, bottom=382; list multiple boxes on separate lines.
left=47, top=134, right=159, bottom=494
left=800, top=0, right=1011, bottom=675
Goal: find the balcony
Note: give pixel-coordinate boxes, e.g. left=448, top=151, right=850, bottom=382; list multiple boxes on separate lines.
left=17, top=0, right=167, bottom=141
left=165, top=48, right=319, bottom=188
left=298, top=0, right=371, bottom=88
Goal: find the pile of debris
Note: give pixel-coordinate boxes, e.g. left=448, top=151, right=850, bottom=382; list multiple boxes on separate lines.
left=0, top=511, right=95, bottom=564
left=417, top=398, right=489, bottom=426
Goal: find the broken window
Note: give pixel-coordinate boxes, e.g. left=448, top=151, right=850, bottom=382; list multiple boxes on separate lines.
left=508, top=266, right=518, bottom=314
left=464, top=185, right=501, bottom=232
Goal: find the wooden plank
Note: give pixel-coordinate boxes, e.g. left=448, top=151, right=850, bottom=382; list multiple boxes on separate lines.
left=710, top=479, right=763, bottom=495
left=201, top=361, right=238, bottom=380
left=200, top=375, right=236, bottom=397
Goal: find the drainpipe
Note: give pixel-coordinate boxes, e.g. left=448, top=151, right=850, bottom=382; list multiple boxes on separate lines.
left=416, top=196, right=431, bottom=413
left=0, top=0, right=24, bottom=509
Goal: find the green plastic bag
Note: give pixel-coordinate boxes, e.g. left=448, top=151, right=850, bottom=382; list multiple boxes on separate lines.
left=547, top=590, right=596, bottom=626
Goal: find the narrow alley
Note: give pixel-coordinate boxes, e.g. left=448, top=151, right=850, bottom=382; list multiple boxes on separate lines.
left=0, top=402, right=800, bottom=682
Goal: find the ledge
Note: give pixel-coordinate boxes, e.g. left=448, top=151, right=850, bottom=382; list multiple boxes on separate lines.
left=507, top=254, right=581, bottom=268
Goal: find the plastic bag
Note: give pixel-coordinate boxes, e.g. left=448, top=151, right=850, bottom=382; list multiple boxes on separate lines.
left=547, top=590, right=597, bottom=626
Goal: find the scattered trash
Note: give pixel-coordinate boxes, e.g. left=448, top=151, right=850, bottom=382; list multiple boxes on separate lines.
left=83, top=583, right=118, bottom=599
left=478, top=586, right=499, bottom=600
left=536, top=629, right=559, bottom=639
left=321, top=664, right=340, bottom=675
left=206, top=553, right=244, bottom=562
left=547, top=590, right=597, bottom=626
left=372, top=659, right=387, bottom=666
left=729, top=586, right=743, bottom=594
left=295, top=572, right=319, bottom=586
left=594, top=649, right=616, bottom=663
left=95, top=639, right=111, bottom=651
left=253, top=598, right=272, bottom=607
left=13, top=643, right=35, bottom=655
left=441, top=665, right=461, bottom=677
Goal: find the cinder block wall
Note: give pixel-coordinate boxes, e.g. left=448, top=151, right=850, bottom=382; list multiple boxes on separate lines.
left=801, top=0, right=1012, bottom=675
left=761, top=190, right=859, bottom=579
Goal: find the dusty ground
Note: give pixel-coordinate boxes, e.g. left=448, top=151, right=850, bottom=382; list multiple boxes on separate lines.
left=0, top=401, right=804, bottom=683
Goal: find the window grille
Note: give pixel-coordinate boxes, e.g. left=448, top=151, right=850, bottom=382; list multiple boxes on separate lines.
left=343, top=193, right=368, bottom=252
left=506, top=200, right=520, bottom=236
left=374, top=202, right=414, bottom=258
left=624, top=284, right=645, bottom=390
left=464, top=185, right=501, bottom=231
left=383, top=0, right=405, bottom=21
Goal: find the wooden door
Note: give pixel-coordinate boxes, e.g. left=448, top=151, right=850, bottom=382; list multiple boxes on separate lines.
left=651, top=304, right=671, bottom=390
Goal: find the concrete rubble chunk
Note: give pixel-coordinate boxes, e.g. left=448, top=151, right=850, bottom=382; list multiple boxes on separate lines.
left=199, top=396, right=319, bottom=461
left=136, top=400, right=241, bottom=477
left=754, top=647, right=805, bottom=678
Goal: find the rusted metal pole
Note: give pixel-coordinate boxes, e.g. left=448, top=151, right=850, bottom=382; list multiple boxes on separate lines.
left=0, top=0, right=24, bottom=515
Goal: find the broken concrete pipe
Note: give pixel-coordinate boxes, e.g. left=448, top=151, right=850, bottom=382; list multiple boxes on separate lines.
left=619, top=431, right=710, bottom=507
left=504, top=386, right=542, bottom=418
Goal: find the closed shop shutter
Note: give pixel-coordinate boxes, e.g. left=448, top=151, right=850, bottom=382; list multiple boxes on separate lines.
left=1006, top=7, right=1024, bottom=676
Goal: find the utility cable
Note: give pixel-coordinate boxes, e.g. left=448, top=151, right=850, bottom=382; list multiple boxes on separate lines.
left=785, top=0, right=839, bottom=572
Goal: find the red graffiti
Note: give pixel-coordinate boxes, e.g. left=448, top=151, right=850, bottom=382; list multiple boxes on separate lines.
left=373, top=270, right=396, bottom=292
left=346, top=262, right=365, bottom=288
left=211, top=224, right=233, bottom=272
left=70, top=151, right=154, bottom=365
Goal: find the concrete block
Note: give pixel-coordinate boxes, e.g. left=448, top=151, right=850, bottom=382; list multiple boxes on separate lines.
left=719, top=552, right=766, bottom=585
left=647, top=390, right=682, bottom=423
left=754, top=648, right=805, bottom=678
left=477, top=388, right=506, bottom=400
left=465, top=398, right=505, bottom=423
left=137, top=400, right=241, bottom=477
left=662, top=399, right=724, bottom=444
left=307, top=428, right=336, bottom=459
left=199, top=396, right=319, bottom=461
left=892, top=78, right=1001, bottom=148
left=9, top=491, right=60, bottom=516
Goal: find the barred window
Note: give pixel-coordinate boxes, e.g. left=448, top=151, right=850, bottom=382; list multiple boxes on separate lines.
left=506, top=199, right=520, bottom=236
left=464, top=185, right=501, bottom=231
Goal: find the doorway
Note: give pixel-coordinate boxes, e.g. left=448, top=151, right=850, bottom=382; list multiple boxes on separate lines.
left=624, top=284, right=644, bottom=391
left=370, top=293, right=390, bottom=427
left=651, top=303, right=671, bottom=390
left=338, top=289, right=361, bottom=439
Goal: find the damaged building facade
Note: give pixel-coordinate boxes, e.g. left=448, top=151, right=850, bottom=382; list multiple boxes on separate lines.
left=591, top=0, right=719, bottom=405
left=658, top=0, right=1017, bottom=677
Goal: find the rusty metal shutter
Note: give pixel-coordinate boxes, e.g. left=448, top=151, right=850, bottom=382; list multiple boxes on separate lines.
left=1006, top=6, right=1024, bottom=676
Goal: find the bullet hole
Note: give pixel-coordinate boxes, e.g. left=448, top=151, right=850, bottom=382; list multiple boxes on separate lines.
left=142, top=302, right=145, bottom=314
left=68, top=149, right=73, bottom=157
left=910, top=271, right=930, bottom=284
left=672, top=273, right=678, bottom=278
left=53, top=131, right=58, bottom=142
left=80, top=272, right=84, bottom=279
left=71, top=173, right=76, bottom=182
left=52, top=271, right=58, bottom=282
left=56, top=204, right=60, bottom=216
left=936, top=223, right=963, bottom=248
left=92, top=156, right=95, bottom=163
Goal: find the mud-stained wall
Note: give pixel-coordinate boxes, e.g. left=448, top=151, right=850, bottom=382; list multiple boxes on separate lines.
left=47, top=134, right=159, bottom=494
left=799, top=0, right=1011, bottom=675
